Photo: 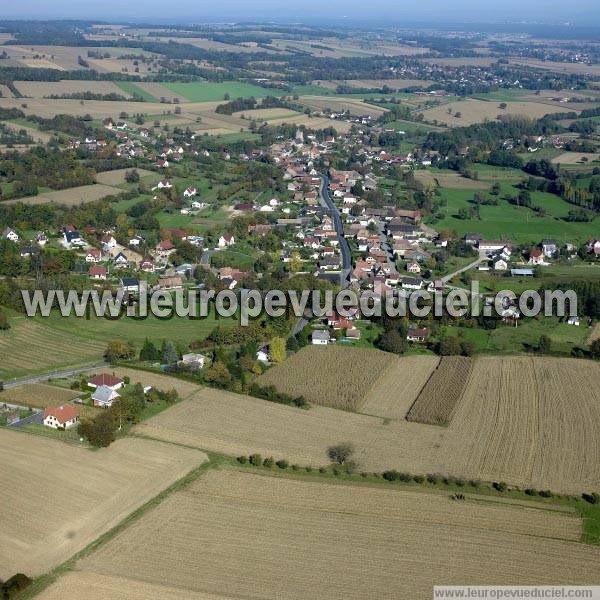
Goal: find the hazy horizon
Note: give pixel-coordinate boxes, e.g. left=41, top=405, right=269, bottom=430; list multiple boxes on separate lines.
left=1, top=0, right=600, bottom=26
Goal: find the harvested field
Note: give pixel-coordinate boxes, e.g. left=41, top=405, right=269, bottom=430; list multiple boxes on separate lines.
left=5, top=183, right=121, bottom=206
left=0, top=318, right=102, bottom=380
left=235, top=107, right=302, bottom=120
left=298, top=95, right=388, bottom=117
left=95, top=168, right=154, bottom=186
left=133, top=82, right=183, bottom=102
left=414, top=170, right=488, bottom=190
left=421, top=98, right=569, bottom=126
left=256, top=346, right=395, bottom=410
left=1, top=383, right=79, bottom=409
left=361, top=355, right=439, bottom=419
left=551, top=152, right=600, bottom=164
left=13, top=80, right=131, bottom=99
left=0, top=430, right=206, bottom=579
left=0, top=97, right=176, bottom=119
left=137, top=357, right=600, bottom=494
left=407, top=357, right=474, bottom=425
left=47, top=469, right=599, bottom=600
left=588, top=323, right=600, bottom=344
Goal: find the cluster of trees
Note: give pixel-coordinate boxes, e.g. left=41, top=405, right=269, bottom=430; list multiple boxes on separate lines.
left=78, top=383, right=179, bottom=447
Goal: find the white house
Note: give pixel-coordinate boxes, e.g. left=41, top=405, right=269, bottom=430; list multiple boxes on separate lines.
left=494, top=259, right=508, bottom=271
left=43, top=405, right=79, bottom=429
left=64, top=231, right=84, bottom=248
left=218, top=233, right=235, bottom=248
left=101, top=234, right=117, bottom=251
left=180, top=353, right=206, bottom=370
left=311, top=330, right=331, bottom=345
left=2, top=227, right=19, bottom=242
left=85, top=249, right=102, bottom=263
left=92, top=385, right=120, bottom=408
left=183, top=187, right=198, bottom=198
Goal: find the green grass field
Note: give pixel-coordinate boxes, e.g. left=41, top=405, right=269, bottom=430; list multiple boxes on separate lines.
left=432, top=185, right=600, bottom=244
left=162, top=82, right=278, bottom=102
left=443, top=316, right=590, bottom=356
left=113, top=81, right=158, bottom=102
left=35, top=306, right=237, bottom=348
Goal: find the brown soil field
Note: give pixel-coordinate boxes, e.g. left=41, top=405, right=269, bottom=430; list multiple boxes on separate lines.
left=421, top=98, right=570, bottom=126
left=551, top=152, right=600, bottom=164
left=13, top=80, right=132, bottom=98
left=256, top=346, right=395, bottom=410
left=5, top=183, right=122, bottom=206
left=0, top=430, right=206, bottom=579
left=1, top=383, right=80, bottom=409
left=0, top=318, right=102, bottom=380
left=95, top=168, right=154, bottom=186
left=407, top=357, right=474, bottom=425
left=298, top=95, right=388, bottom=117
left=45, top=469, right=599, bottom=600
left=136, top=357, right=600, bottom=494
left=360, top=355, right=439, bottom=419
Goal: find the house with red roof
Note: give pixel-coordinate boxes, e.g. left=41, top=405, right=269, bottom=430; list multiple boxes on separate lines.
left=43, top=405, right=80, bottom=429
left=89, top=265, right=108, bottom=280
left=88, top=373, right=124, bottom=391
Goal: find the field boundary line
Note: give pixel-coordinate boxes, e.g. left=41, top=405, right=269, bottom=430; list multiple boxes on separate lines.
left=17, top=453, right=216, bottom=600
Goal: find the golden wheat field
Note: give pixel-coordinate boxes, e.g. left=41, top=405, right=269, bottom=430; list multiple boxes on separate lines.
left=5, top=183, right=122, bottom=206
left=256, top=346, right=396, bottom=410
left=40, top=469, right=600, bottom=600
left=407, top=357, right=474, bottom=425
left=0, top=318, right=102, bottom=379
left=361, top=355, right=439, bottom=418
left=137, top=356, right=600, bottom=494
left=0, top=430, right=206, bottom=579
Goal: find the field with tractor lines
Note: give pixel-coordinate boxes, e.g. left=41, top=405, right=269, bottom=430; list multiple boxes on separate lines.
left=136, top=356, right=600, bottom=494
left=256, top=346, right=396, bottom=411
left=407, top=357, right=474, bottom=426
left=361, top=355, right=439, bottom=419
left=0, top=317, right=102, bottom=379
left=0, top=430, right=206, bottom=579
left=41, top=469, right=599, bottom=600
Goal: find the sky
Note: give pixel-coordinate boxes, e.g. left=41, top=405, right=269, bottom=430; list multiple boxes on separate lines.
left=2, top=0, right=600, bottom=24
